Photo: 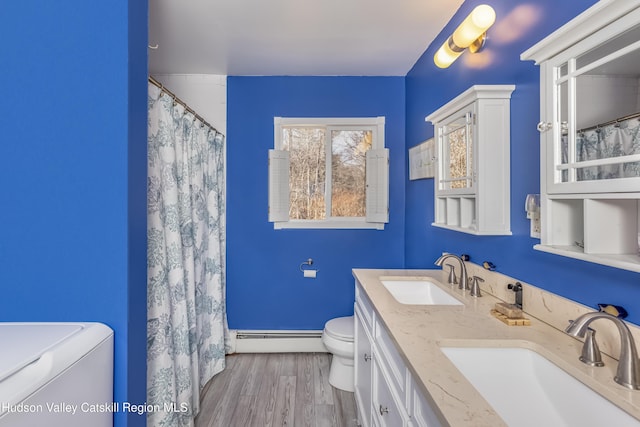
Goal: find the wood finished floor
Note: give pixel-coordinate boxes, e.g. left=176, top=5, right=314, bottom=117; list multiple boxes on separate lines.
left=195, top=353, right=358, bottom=427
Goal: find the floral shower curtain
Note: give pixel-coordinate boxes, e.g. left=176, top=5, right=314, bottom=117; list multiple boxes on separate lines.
left=147, top=83, right=228, bottom=427
left=561, top=116, right=640, bottom=181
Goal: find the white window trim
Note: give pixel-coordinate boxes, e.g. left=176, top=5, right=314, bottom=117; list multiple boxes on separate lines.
left=269, top=117, right=388, bottom=230
left=274, top=218, right=385, bottom=230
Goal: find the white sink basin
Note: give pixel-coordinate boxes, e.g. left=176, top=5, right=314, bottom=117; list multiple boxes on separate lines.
left=441, top=346, right=640, bottom=426
left=380, top=279, right=462, bottom=305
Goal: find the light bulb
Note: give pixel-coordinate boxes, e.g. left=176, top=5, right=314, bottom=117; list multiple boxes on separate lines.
left=433, top=4, right=496, bottom=68
left=453, top=5, right=496, bottom=48
left=434, top=41, right=463, bottom=68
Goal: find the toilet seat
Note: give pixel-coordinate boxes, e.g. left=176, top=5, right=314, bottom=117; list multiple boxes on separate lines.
left=324, top=316, right=354, bottom=342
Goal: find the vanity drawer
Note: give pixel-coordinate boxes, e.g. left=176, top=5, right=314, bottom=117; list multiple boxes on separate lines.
left=375, top=319, right=408, bottom=399
left=356, top=282, right=375, bottom=332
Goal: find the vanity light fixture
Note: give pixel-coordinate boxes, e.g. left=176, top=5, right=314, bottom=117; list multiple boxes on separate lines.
left=434, top=4, right=496, bottom=69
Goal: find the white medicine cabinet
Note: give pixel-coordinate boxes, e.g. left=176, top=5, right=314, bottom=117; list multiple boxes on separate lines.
left=426, top=85, right=515, bottom=235
left=522, top=0, right=640, bottom=272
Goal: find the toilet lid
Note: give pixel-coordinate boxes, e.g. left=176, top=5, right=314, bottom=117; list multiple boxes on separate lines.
left=325, top=316, right=354, bottom=341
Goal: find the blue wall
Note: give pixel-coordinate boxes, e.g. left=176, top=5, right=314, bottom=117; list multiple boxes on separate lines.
left=3, top=2, right=640, bottom=424
left=0, top=2, right=148, bottom=426
left=405, top=0, right=640, bottom=325
left=227, top=77, right=406, bottom=329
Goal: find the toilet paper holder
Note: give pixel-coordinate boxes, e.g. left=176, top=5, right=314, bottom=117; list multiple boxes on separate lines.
left=299, top=258, right=320, bottom=273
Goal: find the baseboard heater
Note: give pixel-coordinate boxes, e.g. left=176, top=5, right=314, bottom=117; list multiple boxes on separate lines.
left=237, top=331, right=322, bottom=339
left=229, top=330, right=326, bottom=353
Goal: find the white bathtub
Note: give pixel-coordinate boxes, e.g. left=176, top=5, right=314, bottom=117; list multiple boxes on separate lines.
left=0, top=322, right=114, bottom=427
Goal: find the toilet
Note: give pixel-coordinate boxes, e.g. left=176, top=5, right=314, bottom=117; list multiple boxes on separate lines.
left=322, top=316, right=355, bottom=392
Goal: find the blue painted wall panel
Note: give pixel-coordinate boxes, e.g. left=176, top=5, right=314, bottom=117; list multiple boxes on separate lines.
left=227, top=77, right=405, bottom=329
left=0, top=2, right=147, bottom=426
left=405, top=0, right=640, bottom=325
left=125, top=0, right=149, bottom=425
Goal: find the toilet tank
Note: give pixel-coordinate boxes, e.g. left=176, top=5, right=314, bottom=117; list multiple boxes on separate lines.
left=0, top=322, right=114, bottom=427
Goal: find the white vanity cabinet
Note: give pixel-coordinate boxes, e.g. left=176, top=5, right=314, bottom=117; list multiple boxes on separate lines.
left=426, top=85, right=515, bottom=235
left=354, top=302, right=374, bottom=427
left=522, top=0, right=640, bottom=272
left=354, top=282, right=442, bottom=427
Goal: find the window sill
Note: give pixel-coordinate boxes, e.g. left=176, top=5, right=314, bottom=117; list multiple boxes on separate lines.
left=274, top=219, right=385, bottom=230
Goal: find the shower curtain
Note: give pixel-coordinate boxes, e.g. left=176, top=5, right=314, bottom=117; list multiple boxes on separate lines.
left=561, top=117, right=640, bottom=181
left=147, top=82, right=228, bottom=427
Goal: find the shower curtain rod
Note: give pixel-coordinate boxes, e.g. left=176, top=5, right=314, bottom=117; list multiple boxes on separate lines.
left=148, top=75, right=219, bottom=134
left=577, top=111, right=640, bottom=134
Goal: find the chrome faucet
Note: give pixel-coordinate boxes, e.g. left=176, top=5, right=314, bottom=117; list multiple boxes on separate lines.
left=435, top=254, right=469, bottom=291
left=565, top=312, right=640, bottom=390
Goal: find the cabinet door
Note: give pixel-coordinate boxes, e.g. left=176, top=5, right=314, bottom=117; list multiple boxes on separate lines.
left=375, top=317, right=408, bottom=399
left=373, top=358, right=408, bottom=427
left=409, top=378, right=443, bottom=427
left=543, top=16, right=640, bottom=194
left=355, top=305, right=373, bottom=427
left=437, top=104, right=475, bottom=195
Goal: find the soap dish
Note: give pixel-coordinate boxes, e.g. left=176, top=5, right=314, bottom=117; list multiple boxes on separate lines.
left=494, top=302, right=524, bottom=318
left=490, top=309, right=531, bottom=326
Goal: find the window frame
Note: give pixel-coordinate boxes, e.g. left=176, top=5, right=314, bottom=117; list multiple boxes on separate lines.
left=270, top=116, right=388, bottom=230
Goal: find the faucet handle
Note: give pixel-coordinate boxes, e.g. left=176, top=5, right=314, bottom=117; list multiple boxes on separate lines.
left=446, top=264, right=458, bottom=286
left=580, top=328, right=605, bottom=367
left=470, top=276, right=484, bottom=297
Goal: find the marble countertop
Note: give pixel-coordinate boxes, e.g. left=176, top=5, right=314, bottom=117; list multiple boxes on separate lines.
left=352, top=268, right=640, bottom=426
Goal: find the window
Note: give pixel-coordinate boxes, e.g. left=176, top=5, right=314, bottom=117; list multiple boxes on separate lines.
left=269, top=117, right=388, bottom=229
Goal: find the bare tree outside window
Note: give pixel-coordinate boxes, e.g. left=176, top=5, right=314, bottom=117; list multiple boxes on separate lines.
left=283, top=127, right=326, bottom=220
left=331, top=130, right=372, bottom=217
left=282, top=127, right=373, bottom=220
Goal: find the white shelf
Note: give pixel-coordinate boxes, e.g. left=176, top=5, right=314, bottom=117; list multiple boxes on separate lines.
left=584, top=199, right=638, bottom=254
left=541, top=197, right=640, bottom=272
left=432, top=222, right=512, bottom=236
left=534, top=244, right=640, bottom=273
left=446, top=197, right=461, bottom=226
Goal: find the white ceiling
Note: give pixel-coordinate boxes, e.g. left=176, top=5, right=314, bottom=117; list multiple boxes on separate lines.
left=149, top=0, right=464, bottom=76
